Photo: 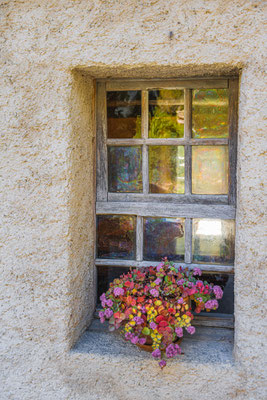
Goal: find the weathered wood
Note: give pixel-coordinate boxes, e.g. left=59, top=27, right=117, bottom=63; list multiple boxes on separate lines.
left=96, top=201, right=235, bottom=219
left=184, top=144, right=192, bottom=195
left=96, top=82, right=108, bottom=201
left=193, top=315, right=234, bottom=329
left=95, top=258, right=234, bottom=273
left=107, top=193, right=229, bottom=205
left=184, top=89, right=192, bottom=140
left=141, top=91, right=149, bottom=194
left=141, top=90, right=149, bottom=139
left=106, top=138, right=228, bottom=146
left=106, top=79, right=229, bottom=91
left=136, top=216, right=143, bottom=261
left=185, top=218, right=192, bottom=263
left=107, top=139, right=144, bottom=146
left=228, top=77, right=239, bottom=206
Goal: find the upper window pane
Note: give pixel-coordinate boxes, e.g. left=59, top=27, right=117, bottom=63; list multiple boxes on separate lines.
left=192, top=145, right=229, bottom=194
left=149, top=146, right=185, bottom=193
left=149, top=90, right=184, bottom=138
left=192, top=89, right=229, bottom=138
left=108, top=146, right=142, bottom=193
left=107, top=91, right=141, bottom=138
left=97, top=215, right=136, bottom=259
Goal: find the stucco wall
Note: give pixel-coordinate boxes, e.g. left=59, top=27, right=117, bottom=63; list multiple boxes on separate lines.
left=0, top=1, right=266, bottom=399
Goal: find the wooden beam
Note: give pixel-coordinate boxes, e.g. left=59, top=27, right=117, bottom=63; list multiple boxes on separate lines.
left=96, top=201, right=235, bottom=219
left=95, top=258, right=234, bottom=273
left=106, top=79, right=229, bottom=91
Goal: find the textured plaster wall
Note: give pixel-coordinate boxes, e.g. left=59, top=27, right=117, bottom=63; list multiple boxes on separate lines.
left=0, top=1, right=266, bottom=399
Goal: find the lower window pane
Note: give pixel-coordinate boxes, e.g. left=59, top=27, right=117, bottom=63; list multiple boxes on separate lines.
left=143, top=217, right=185, bottom=261
left=97, top=266, right=130, bottom=302
left=192, top=219, right=235, bottom=264
left=193, top=273, right=234, bottom=315
left=97, top=215, right=136, bottom=259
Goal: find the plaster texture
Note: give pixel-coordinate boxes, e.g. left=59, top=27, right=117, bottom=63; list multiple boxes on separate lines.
left=0, top=1, right=266, bottom=399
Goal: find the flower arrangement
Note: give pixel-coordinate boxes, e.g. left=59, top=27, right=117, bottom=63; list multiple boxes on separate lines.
left=99, top=258, right=224, bottom=368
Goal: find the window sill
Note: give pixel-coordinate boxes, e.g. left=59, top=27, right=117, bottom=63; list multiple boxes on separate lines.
left=71, top=319, right=234, bottom=367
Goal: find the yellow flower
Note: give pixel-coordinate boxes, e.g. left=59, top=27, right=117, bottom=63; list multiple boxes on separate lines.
left=129, top=321, right=136, bottom=326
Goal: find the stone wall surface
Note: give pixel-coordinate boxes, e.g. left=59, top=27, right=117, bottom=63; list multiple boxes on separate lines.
left=0, top=0, right=266, bottom=399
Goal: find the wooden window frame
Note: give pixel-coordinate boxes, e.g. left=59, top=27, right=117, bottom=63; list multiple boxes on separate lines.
left=95, top=77, right=238, bottom=327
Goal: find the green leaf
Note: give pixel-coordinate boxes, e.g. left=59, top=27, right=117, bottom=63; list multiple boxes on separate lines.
left=142, top=327, right=151, bottom=335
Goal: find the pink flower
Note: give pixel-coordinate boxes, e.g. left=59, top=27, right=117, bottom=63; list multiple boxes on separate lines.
left=186, top=326, right=195, bottom=335
left=152, top=349, right=161, bottom=358
left=130, top=336, right=139, bottom=344
left=156, top=262, right=164, bottom=271
left=100, top=293, right=106, bottom=302
left=213, top=285, right=223, bottom=299
left=177, top=279, right=184, bottom=285
left=205, top=299, right=219, bottom=309
left=133, top=316, right=143, bottom=325
left=193, top=268, right=202, bottom=276
left=178, top=297, right=184, bottom=304
left=138, top=338, right=146, bottom=345
left=150, top=288, right=159, bottom=297
left=150, top=322, right=157, bottom=330
left=154, top=278, right=161, bottom=285
left=113, top=287, right=124, bottom=297
left=106, top=299, right=113, bottom=307
left=175, top=327, right=183, bottom=337
left=104, top=308, right=113, bottom=318
left=159, top=359, right=166, bottom=369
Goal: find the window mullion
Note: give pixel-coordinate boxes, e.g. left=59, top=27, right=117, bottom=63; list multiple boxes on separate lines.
left=185, top=218, right=192, bottom=263
left=136, top=216, right=143, bottom=261
left=184, top=89, right=192, bottom=196
left=142, top=90, right=149, bottom=194
left=96, top=82, right=108, bottom=201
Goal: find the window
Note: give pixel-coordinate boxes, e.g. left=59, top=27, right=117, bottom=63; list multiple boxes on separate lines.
left=95, top=78, right=238, bottom=327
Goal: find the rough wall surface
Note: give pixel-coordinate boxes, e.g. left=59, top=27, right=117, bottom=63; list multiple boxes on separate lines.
left=0, top=1, right=266, bottom=399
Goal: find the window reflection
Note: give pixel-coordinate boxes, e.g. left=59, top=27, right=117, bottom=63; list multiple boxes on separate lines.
left=193, top=219, right=235, bottom=264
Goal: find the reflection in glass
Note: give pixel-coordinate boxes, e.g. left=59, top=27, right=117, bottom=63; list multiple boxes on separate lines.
left=192, top=219, right=235, bottom=264
left=149, top=146, right=184, bottom=193
left=192, top=89, right=229, bottom=138
left=97, top=215, right=136, bottom=259
left=149, top=90, right=184, bottom=138
left=192, top=146, right=228, bottom=194
left=144, top=217, right=185, bottom=261
left=97, top=266, right=130, bottom=302
left=107, top=91, right=141, bottom=138
left=108, top=146, right=142, bottom=192
left=198, top=273, right=234, bottom=314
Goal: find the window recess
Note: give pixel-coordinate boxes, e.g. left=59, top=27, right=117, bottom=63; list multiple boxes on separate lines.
left=95, top=78, right=238, bottom=328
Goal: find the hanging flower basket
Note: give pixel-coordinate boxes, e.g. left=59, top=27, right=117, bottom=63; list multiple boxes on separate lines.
left=99, top=258, right=224, bottom=368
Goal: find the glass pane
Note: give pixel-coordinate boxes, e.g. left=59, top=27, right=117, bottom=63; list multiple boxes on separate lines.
left=144, top=217, right=185, bottom=261
left=97, top=266, right=130, bottom=303
left=108, top=146, right=142, bottom=192
left=192, top=219, right=235, bottom=264
left=149, top=146, right=184, bottom=193
left=97, top=215, right=136, bottom=259
left=199, top=273, right=234, bottom=315
left=192, top=89, right=229, bottom=138
left=149, top=89, right=184, bottom=138
left=107, top=91, right=141, bottom=138
left=192, top=146, right=229, bottom=194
